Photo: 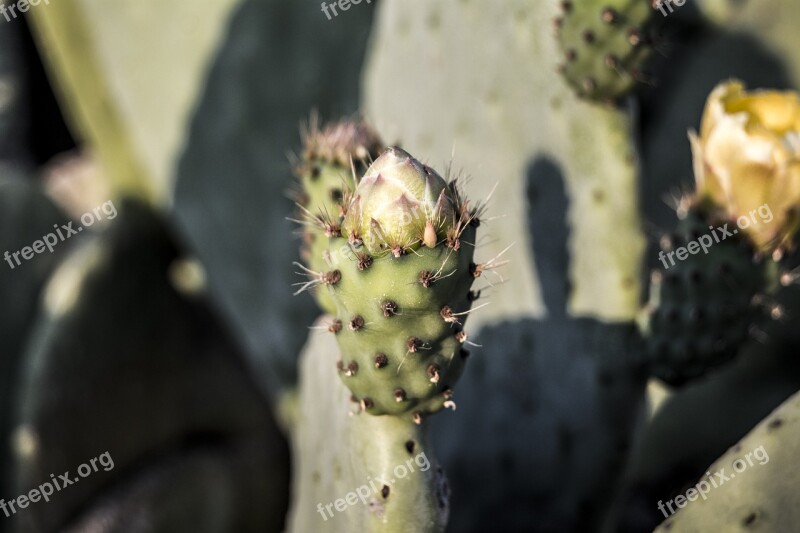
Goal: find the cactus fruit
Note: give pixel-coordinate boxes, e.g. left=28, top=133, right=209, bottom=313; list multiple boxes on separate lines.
left=639, top=197, right=767, bottom=385
left=555, top=0, right=660, bottom=102
left=310, top=147, right=485, bottom=421
left=293, top=118, right=385, bottom=314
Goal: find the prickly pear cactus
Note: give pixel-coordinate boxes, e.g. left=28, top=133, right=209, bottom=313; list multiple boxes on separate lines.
left=310, top=147, right=483, bottom=421
left=622, top=64, right=800, bottom=528
left=639, top=199, right=766, bottom=385
left=293, top=118, right=384, bottom=314
left=288, top=145, right=484, bottom=532
left=556, top=0, right=660, bottom=102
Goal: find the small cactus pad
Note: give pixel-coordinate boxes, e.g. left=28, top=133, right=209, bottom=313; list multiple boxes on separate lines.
left=639, top=200, right=767, bottom=385
left=555, top=0, right=659, bottom=102
left=293, top=118, right=384, bottom=313
left=320, top=147, right=484, bottom=419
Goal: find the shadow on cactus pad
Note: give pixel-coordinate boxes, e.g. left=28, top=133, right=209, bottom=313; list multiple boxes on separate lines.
left=433, top=157, right=647, bottom=532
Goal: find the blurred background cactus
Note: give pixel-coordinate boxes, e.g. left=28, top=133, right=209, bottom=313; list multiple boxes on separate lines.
left=3, top=0, right=800, bottom=532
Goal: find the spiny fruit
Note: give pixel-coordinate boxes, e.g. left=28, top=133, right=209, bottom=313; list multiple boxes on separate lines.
left=307, top=147, right=490, bottom=422
left=292, top=118, right=384, bottom=314
left=639, top=197, right=768, bottom=386
left=555, top=0, right=661, bottom=103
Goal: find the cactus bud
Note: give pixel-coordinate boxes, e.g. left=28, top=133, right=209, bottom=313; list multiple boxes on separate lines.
left=341, top=147, right=456, bottom=256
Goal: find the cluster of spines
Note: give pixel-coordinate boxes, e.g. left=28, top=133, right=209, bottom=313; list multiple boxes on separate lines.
left=294, top=175, right=489, bottom=295
left=297, top=114, right=385, bottom=175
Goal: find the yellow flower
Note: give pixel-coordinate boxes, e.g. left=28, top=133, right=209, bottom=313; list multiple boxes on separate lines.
left=690, top=80, right=800, bottom=252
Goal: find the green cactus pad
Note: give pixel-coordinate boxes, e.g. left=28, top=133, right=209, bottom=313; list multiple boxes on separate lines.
left=314, top=147, right=483, bottom=420
left=556, top=0, right=659, bottom=102
left=293, top=118, right=384, bottom=314
left=654, top=388, right=800, bottom=532
left=286, top=324, right=450, bottom=533
left=296, top=160, right=356, bottom=315
left=326, top=229, right=475, bottom=418
left=639, top=200, right=767, bottom=385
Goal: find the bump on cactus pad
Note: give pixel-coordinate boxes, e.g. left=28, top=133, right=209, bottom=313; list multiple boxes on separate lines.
left=555, top=0, right=661, bottom=103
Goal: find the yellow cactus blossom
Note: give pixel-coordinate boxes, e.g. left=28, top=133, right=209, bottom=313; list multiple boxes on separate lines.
left=690, top=80, right=800, bottom=252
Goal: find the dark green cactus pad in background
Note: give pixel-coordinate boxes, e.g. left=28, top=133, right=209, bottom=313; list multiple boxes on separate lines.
left=0, top=182, right=68, bottom=520
left=9, top=200, right=289, bottom=532
left=639, top=199, right=766, bottom=385
left=173, top=0, right=377, bottom=397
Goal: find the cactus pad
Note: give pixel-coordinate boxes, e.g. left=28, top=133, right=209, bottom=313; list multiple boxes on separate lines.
left=293, top=118, right=384, bottom=313
left=311, top=147, right=484, bottom=421
left=639, top=199, right=767, bottom=385
left=556, top=0, right=659, bottom=102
